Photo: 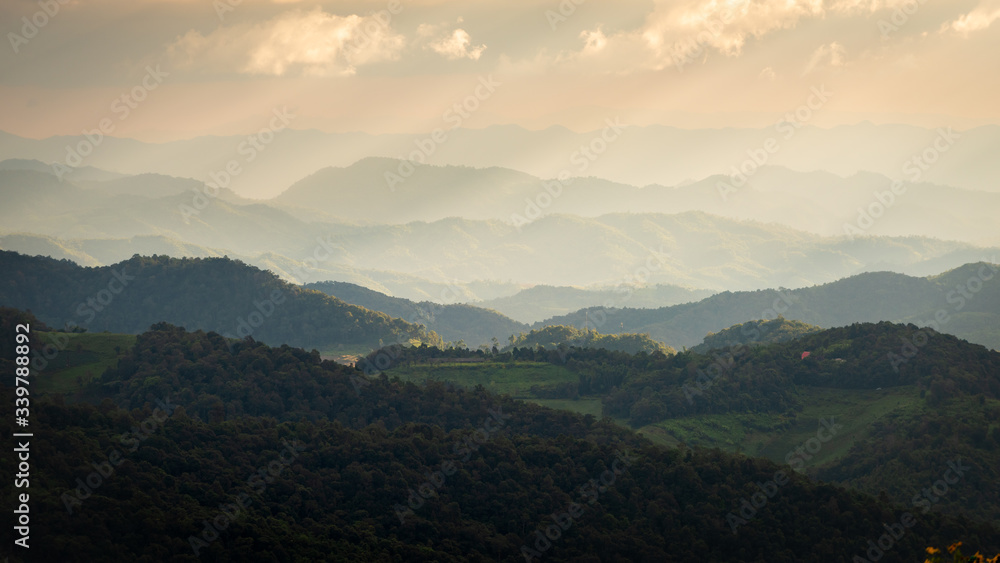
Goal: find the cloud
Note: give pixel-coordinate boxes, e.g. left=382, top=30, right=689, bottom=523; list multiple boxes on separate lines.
left=759, top=66, right=776, bottom=80
left=803, top=41, right=847, bottom=74
left=827, top=0, right=925, bottom=13
left=550, top=0, right=946, bottom=73
left=941, top=0, right=1000, bottom=35
left=423, top=27, right=487, bottom=60
left=641, top=0, right=826, bottom=67
left=166, top=8, right=405, bottom=76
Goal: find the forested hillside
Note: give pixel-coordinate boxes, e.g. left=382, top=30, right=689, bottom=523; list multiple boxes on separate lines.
left=538, top=263, right=1000, bottom=350
left=0, top=251, right=440, bottom=352
left=362, top=320, right=1000, bottom=525
left=600, top=322, right=1000, bottom=426
left=306, top=280, right=527, bottom=346
left=4, top=317, right=998, bottom=561
left=507, top=325, right=674, bottom=355
left=690, top=318, right=823, bottom=353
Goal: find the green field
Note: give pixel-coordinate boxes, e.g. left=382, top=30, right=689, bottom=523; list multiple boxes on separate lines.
left=34, top=332, right=136, bottom=394
left=387, top=361, right=580, bottom=398
left=642, top=385, right=924, bottom=470
left=384, top=361, right=927, bottom=470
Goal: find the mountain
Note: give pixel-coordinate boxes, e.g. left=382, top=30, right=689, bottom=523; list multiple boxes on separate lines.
left=0, top=169, right=305, bottom=257
left=3, top=123, right=1000, bottom=198
left=382, top=320, right=1000, bottom=525
left=0, top=233, right=524, bottom=302
left=237, top=212, right=998, bottom=290
left=272, top=157, right=542, bottom=222
left=272, top=159, right=1000, bottom=244
left=305, top=280, right=528, bottom=346
left=0, top=251, right=441, bottom=353
left=0, top=233, right=231, bottom=267
left=6, top=317, right=998, bottom=561
left=78, top=172, right=211, bottom=198
left=593, top=321, right=1000, bottom=524
left=538, top=262, right=1000, bottom=351
left=0, top=157, right=126, bottom=182
left=475, top=283, right=715, bottom=324
left=4, top=164, right=998, bottom=290
left=689, top=318, right=823, bottom=354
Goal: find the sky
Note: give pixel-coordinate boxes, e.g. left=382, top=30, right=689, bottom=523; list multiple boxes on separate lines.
left=2, top=0, right=999, bottom=141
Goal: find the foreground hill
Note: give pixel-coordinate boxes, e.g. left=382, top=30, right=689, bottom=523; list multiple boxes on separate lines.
left=690, top=318, right=823, bottom=354
left=540, top=262, right=1000, bottom=350
left=604, top=321, right=1000, bottom=525
left=306, top=280, right=528, bottom=346
left=372, top=321, right=1000, bottom=526
left=0, top=251, right=440, bottom=353
left=4, top=316, right=998, bottom=561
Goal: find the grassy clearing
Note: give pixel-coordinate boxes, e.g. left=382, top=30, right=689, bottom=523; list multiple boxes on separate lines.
left=34, top=332, right=136, bottom=394
left=387, top=361, right=579, bottom=398
left=642, top=411, right=794, bottom=456
left=641, top=385, right=923, bottom=469
left=758, top=385, right=923, bottom=468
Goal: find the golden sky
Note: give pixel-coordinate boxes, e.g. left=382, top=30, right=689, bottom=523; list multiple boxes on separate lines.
left=2, top=0, right=999, bottom=140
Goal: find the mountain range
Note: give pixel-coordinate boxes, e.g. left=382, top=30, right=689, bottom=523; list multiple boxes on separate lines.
left=0, top=251, right=440, bottom=353
left=536, top=262, right=1000, bottom=351
left=3, top=122, right=998, bottom=199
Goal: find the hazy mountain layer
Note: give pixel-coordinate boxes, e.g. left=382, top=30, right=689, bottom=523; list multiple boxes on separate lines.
left=3, top=122, right=998, bottom=198
left=275, top=158, right=1000, bottom=244
left=539, top=262, right=1000, bottom=351
left=306, top=280, right=528, bottom=347
left=475, top=283, right=716, bottom=324
left=4, top=166, right=998, bottom=292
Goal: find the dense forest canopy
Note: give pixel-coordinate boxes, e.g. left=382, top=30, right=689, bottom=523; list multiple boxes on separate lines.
left=3, top=309, right=999, bottom=561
